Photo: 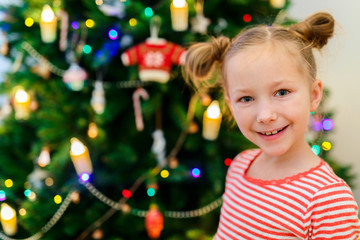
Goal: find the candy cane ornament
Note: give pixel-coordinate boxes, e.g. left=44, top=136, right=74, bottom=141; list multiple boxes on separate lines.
left=133, top=88, right=149, bottom=131
left=57, top=9, right=69, bottom=52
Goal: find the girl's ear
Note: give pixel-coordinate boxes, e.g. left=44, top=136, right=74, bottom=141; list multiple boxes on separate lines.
left=310, top=79, right=323, bottom=112
left=225, top=95, right=234, bottom=115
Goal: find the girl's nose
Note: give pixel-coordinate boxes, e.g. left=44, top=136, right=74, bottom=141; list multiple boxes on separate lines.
left=256, top=102, right=277, bottom=123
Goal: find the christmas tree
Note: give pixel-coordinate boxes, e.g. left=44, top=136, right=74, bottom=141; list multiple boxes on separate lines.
left=0, top=0, right=355, bottom=239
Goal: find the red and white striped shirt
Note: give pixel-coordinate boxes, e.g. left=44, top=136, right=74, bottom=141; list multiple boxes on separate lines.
left=214, top=149, right=360, bottom=240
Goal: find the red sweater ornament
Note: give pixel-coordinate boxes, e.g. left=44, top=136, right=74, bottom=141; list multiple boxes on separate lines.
left=121, top=38, right=186, bottom=83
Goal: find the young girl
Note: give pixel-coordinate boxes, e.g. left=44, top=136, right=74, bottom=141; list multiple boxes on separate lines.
left=184, top=12, right=360, bottom=239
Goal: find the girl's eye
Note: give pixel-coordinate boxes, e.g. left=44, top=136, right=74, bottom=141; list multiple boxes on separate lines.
left=275, top=89, right=290, bottom=97
left=239, top=96, right=253, bottom=103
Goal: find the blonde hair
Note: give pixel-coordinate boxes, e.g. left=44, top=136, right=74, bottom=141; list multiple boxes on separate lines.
left=183, top=12, right=335, bottom=100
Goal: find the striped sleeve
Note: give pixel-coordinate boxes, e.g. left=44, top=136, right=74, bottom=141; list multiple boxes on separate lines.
left=306, top=182, right=360, bottom=239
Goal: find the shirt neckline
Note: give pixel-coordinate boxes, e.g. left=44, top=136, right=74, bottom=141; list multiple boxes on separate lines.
left=242, top=149, right=325, bottom=185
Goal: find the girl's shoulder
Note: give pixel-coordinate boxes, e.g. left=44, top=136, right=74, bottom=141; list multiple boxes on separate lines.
left=228, top=149, right=261, bottom=175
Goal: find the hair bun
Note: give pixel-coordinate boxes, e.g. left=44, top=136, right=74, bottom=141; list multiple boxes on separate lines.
left=211, top=36, right=231, bottom=62
left=290, top=12, right=335, bottom=49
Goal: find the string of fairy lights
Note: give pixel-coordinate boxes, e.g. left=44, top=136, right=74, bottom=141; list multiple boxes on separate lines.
left=0, top=0, right=338, bottom=239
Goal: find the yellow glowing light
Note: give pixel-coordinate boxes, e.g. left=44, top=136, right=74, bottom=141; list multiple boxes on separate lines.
left=85, top=19, right=95, bottom=28
left=160, top=170, right=169, bottom=178
left=14, top=89, right=29, bottom=103
left=1, top=205, right=14, bottom=221
left=0, top=203, right=17, bottom=236
left=45, top=177, right=54, bottom=187
left=87, top=122, right=98, bottom=139
left=95, top=0, right=103, bottom=5
left=71, top=139, right=86, bottom=156
left=41, top=5, right=55, bottom=22
left=54, top=195, right=62, bottom=204
left=28, top=192, right=36, bottom=201
left=322, top=141, right=332, bottom=151
left=4, top=179, right=13, bottom=188
left=129, top=18, right=138, bottom=27
left=206, top=101, right=221, bottom=119
left=173, top=0, right=186, bottom=8
left=18, top=209, right=26, bottom=216
left=25, top=18, right=34, bottom=27
left=38, top=147, right=51, bottom=167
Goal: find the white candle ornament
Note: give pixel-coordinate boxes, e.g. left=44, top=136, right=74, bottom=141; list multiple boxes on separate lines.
left=40, top=5, right=57, bottom=43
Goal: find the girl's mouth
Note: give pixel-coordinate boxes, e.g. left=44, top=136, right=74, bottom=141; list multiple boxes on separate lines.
left=259, top=126, right=288, bottom=136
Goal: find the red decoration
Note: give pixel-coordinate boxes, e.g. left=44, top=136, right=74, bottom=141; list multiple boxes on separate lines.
left=122, top=189, right=132, bottom=198
left=145, top=204, right=163, bottom=239
left=121, top=38, right=186, bottom=83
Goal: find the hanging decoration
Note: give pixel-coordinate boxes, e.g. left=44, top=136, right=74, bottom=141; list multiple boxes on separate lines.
left=202, top=100, right=222, bottom=140
left=96, top=0, right=126, bottom=18
left=27, top=167, right=50, bottom=190
left=121, top=38, right=186, bottom=83
left=145, top=204, right=163, bottom=239
left=0, top=203, right=17, bottom=236
left=63, top=63, right=88, bottom=91
left=191, top=0, right=210, bottom=34
left=132, top=88, right=149, bottom=131
left=12, top=87, right=31, bottom=120
left=69, top=138, right=93, bottom=179
left=40, top=5, right=57, bottom=43
left=57, top=9, right=69, bottom=51
left=91, top=80, right=106, bottom=114
left=151, top=129, right=167, bottom=167
left=170, top=0, right=188, bottom=31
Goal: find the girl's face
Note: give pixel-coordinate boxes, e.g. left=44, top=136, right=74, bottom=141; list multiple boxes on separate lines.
left=225, top=44, right=322, bottom=158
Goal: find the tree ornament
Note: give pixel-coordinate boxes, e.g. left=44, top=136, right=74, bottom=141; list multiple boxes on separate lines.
left=37, top=146, right=51, bottom=167
left=40, top=5, right=57, bottom=43
left=151, top=129, right=167, bottom=167
left=63, top=63, right=88, bottom=91
left=12, top=87, right=31, bottom=120
left=132, top=88, right=149, bottom=131
left=202, top=100, right=222, bottom=140
left=270, top=0, right=286, bottom=8
left=27, top=167, right=49, bottom=190
left=97, top=0, right=125, bottom=18
left=121, top=16, right=186, bottom=83
left=121, top=40, right=185, bottom=83
left=145, top=204, right=163, bottom=239
left=31, top=62, right=51, bottom=79
left=87, top=122, right=98, bottom=139
left=71, top=191, right=81, bottom=204
left=170, top=0, right=188, bottom=31
left=0, top=203, right=17, bottom=236
left=91, top=80, right=105, bottom=114
left=69, top=138, right=93, bottom=178
left=57, top=9, right=69, bottom=51
left=191, top=0, right=210, bottom=34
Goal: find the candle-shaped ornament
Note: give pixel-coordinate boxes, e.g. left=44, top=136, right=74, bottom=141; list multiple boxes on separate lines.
left=202, top=100, right=222, bottom=140
left=70, top=138, right=93, bottom=177
left=13, top=88, right=31, bottom=120
left=0, top=203, right=17, bottom=236
left=38, top=146, right=51, bottom=167
left=145, top=204, right=163, bottom=239
left=40, top=5, right=57, bottom=43
left=270, top=0, right=286, bottom=8
left=170, top=0, right=188, bottom=31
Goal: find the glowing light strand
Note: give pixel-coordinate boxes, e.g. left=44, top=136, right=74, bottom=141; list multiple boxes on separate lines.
left=21, top=42, right=66, bottom=77
left=21, top=42, right=152, bottom=89
left=0, top=190, right=74, bottom=240
left=84, top=182, right=222, bottom=218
